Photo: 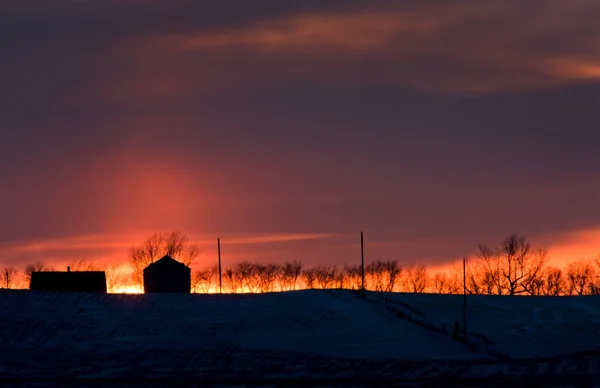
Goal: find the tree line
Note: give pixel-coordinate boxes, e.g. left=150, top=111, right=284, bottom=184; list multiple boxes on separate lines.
left=2, top=232, right=600, bottom=296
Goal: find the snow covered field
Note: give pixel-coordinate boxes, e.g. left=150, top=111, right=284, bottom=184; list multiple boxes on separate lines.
left=0, top=289, right=599, bottom=386
left=381, top=292, right=600, bottom=358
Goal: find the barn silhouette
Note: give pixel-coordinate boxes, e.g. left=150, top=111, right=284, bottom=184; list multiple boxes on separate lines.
left=30, top=267, right=107, bottom=292
left=143, top=255, right=191, bottom=293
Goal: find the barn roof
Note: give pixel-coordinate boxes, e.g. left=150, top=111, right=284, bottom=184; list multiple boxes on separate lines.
left=30, top=271, right=107, bottom=292
left=144, top=255, right=190, bottom=272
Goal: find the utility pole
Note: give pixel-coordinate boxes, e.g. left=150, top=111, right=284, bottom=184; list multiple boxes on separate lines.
left=361, top=230, right=365, bottom=296
left=463, top=256, right=467, bottom=339
left=218, top=238, right=222, bottom=294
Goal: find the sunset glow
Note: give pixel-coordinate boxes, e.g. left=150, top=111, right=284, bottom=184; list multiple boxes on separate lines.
left=112, top=285, right=144, bottom=294
left=6, top=3, right=600, bottom=386
left=2, top=0, right=600, bottom=289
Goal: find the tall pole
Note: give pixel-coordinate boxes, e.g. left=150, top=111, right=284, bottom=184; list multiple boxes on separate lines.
left=463, top=256, right=467, bottom=338
left=361, top=230, right=365, bottom=295
left=218, top=238, right=222, bottom=294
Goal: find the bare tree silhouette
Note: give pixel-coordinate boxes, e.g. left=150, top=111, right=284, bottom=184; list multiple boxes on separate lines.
left=366, top=261, right=385, bottom=291
left=431, top=272, right=459, bottom=294
left=104, top=263, right=124, bottom=293
left=543, top=267, right=564, bottom=296
left=280, top=260, right=302, bottom=291
left=99, top=230, right=600, bottom=296
left=255, top=264, right=280, bottom=293
left=129, top=232, right=198, bottom=287
left=405, top=263, right=428, bottom=293
left=313, top=265, right=337, bottom=289
left=455, top=259, right=482, bottom=295
left=180, top=249, right=600, bottom=297
left=1, top=267, right=17, bottom=289
left=193, top=266, right=218, bottom=293
left=302, top=268, right=317, bottom=289
left=343, top=264, right=362, bottom=290
left=382, top=260, right=402, bottom=292
left=232, top=261, right=258, bottom=292
left=566, top=259, right=596, bottom=295
left=67, top=258, right=101, bottom=271
left=478, top=234, right=547, bottom=295
left=24, top=262, right=54, bottom=286
left=223, top=268, right=239, bottom=293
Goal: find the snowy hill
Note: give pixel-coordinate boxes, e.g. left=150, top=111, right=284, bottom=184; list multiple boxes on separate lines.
left=382, top=292, right=600, bottom=359
left=0, top=289, right=599, bottom=386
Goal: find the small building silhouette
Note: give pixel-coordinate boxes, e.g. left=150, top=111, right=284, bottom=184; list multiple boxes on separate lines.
left=30, top=267, right=107, bottom=292
left=143, top=255, right=191, bottom=293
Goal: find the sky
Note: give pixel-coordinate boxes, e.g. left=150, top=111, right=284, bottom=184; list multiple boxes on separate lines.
left=1, top=0, right=600, bottom=271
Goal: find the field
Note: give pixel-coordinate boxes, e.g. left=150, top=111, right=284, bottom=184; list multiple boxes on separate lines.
left=1, top=289, right=599, bottom=387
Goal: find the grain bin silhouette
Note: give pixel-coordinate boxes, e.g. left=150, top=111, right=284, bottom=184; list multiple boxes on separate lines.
left=143, top=255, right=191, bottom=293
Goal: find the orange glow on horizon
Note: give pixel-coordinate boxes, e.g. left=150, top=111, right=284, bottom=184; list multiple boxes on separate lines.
left=544, top=228, right=600, bottom=267
left=112, top=285, right=144, bottom=294
left=3, top=228, right=600, bottom=294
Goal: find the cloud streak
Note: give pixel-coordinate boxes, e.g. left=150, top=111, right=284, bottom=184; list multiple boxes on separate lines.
left=221, top=233, right=341, bottom=245
left=0, top=232, right=342, bottom=267
left=149, top=0, right=600, bottom=93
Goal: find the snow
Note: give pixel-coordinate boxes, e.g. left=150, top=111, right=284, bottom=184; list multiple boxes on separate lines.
left=0, top=289, right=599, bottom=385
left=378, top=292, right=600, bottom=358
left=0, top=289, right=477, bottom=361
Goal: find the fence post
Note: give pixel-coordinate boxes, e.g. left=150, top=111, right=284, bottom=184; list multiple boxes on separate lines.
left=218, top=238, right=222, bottom=294
left=463, top=256, right=467, bottom=338
left=361, top=230, right=365, bottom=296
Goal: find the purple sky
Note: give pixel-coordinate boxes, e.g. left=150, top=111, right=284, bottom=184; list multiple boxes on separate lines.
left=1, top=0, right=600, bottom=270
